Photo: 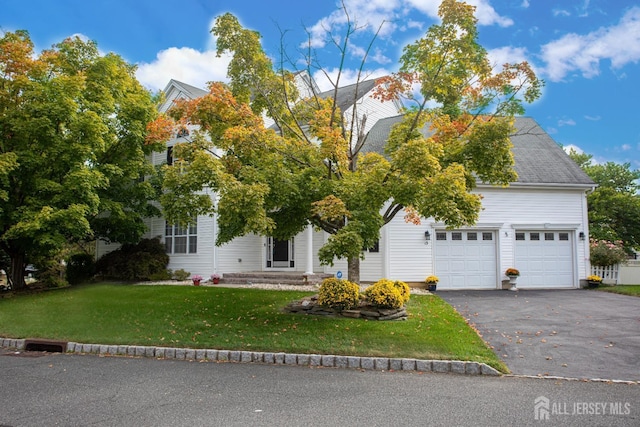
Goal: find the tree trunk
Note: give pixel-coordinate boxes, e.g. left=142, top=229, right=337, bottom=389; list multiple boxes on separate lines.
left=9, top=251, right=26, bottom=290
left=347, top=256, right=360, bottom=284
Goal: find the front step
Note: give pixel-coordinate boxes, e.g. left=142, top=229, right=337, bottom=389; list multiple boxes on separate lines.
left=221, top=272, right=332, bottom=286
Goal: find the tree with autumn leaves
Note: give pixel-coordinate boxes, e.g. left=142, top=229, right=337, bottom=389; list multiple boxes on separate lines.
left=0, top=31, right=164, bottom=289
left=153, top=0, right=542, bottom=283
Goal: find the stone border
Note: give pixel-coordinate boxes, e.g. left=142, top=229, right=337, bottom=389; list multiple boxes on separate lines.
left=0, top=337, right=500, bottom=376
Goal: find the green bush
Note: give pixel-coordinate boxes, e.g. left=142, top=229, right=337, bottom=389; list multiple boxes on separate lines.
left=34, top=259, right=68, bottom=288
left=172, top=269, right=190, bottom=281
left=95, top=238, right=169, bottom=281
left=66, top=253, right=96, bottom=285
left=590, top=239, right=627, bottom=266
left=149, top=269, right=173, bottom=281
left=365, top=279, right=406, bottom=309
left=317, top=278, right=360, bottom=310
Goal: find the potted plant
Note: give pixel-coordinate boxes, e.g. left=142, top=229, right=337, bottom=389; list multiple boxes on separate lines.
left=505, top=268, right=519, bottom=291
left=191, top=275, right=203, bottom=286
left=210, top=273, right=220, bottom=285
left=586, top=275, right=602, bottom=288
left=425, top=275, right=439, bottom=292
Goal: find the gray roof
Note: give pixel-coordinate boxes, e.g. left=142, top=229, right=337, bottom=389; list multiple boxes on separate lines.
left=317, top=79, right=377, bottom=113
left=165, top=79, right=208, bottom=99
left=364, top=115, right=595, bottom=186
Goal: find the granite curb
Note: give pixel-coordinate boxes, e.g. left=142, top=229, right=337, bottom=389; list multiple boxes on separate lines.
left=0, top=337, right=501, bottom=376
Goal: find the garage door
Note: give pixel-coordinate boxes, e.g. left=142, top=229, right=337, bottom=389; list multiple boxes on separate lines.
left=514, top=231, right=574, bottom=288
left=435, top=230, right=497, bottom=289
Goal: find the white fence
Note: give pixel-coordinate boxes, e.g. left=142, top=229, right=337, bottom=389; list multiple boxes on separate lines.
left=591, top=261, right=640, bottom=285
left=591, top=265, right=619, bottom=285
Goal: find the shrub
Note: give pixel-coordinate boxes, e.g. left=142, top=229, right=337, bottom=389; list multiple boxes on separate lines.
left=365, top=279, right=405, bottom=309
left=173, top=269, right=191, bottom=281
left=393, top=280, right=411, bottom=304
left=95, top=238, right=169, bottom=281
left=317, top=278, right=360, bottom=310
left=149, top=269, right=173, bottom=281
left=34, top=259, right=68, bottom=288
left=590, top=239, right=627, bottom=267
left=66, top=253, right=96, bottom=285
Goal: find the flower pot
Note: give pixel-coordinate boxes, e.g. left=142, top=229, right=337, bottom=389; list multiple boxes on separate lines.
left=193, top=280, right=201, bottom=286
left=212, top=278, right=220, bottom=285
left=507, top=276, right=518, bottom=291
left=427, top=284, right=437, bottom=292
left=587, top=280, right=600, bottom=288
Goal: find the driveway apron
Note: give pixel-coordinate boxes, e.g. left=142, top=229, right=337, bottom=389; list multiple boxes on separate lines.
left=439, top=289, right=640, bottom=381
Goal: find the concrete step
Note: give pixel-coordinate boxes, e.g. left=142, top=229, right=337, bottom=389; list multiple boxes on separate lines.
left=221, top=272, right=332, bottom=286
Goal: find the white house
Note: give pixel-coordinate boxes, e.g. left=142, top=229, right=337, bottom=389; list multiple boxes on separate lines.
left=97, top=78, right=595, bottom=289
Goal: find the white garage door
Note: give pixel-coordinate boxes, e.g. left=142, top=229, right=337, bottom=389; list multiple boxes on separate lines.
left=514, top=231, right=574, bottom=288
left=435, top=230, right=497, bottom=289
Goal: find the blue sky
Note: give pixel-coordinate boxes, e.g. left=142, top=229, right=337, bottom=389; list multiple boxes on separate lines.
left=3, top=0, right=640, bottom=167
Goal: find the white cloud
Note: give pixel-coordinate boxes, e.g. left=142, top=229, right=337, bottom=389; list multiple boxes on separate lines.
left=312, top=67, right=390, bottom=92
left=405, top=0, right=513, bottom=27
left=584, top=115, right=601, bottom=121
left=136, top=47, right=232, bottom=92
left=487, top=46, right=531, bottom=70
left=553, top=9, right=571, bottom=17
left=558, top=118, right=576, bottom=127
left=541, top=7, right=640, bottom=82
left=371, top=48, right=392, bottom=64
left=305, top=0, right=513, bottom=49
left=521, top=0, right=530, bottom=8
left=622, top=144, right=632, bottom=151
left=563, top=144, right=583, bottom=155
left=305, top=0, right=400, bottom=49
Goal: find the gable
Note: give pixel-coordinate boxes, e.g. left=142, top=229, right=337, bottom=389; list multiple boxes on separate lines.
left=160, top=79, right=209, bottom=113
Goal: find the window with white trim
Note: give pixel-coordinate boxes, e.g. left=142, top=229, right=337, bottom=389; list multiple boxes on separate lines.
left=165, top=220, right=197, bottom=254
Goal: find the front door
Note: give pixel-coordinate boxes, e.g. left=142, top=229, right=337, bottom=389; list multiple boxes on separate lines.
left=266, top=237, right=294, bottom=269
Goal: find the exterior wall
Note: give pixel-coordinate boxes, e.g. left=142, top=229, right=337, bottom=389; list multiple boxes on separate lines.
left=357, top=186, right=590, bottom=287
left=344, top=92, right=400, bottom=143
left=216, top=234, right=263, bottom=275
left=165, top=214, right=215, bottom=278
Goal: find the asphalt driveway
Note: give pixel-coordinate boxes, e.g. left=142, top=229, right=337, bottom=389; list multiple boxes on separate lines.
left=439, top=289, right=640, bottom=381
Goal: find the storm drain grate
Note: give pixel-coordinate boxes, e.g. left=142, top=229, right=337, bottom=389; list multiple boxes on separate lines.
left=23, top=339, right=67, bottom=353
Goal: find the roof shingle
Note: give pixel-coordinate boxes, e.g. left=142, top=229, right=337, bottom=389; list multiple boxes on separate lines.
left=363, top=115, right=594, bottom=186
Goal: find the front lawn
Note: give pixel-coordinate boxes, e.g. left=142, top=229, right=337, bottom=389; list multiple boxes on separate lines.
left=0, top=283, right=507, bottom=372
left=595, top=285, right=640, bottom=297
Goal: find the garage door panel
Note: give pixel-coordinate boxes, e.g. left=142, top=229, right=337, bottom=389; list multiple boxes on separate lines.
left=515, top=230, right=574, bottom=288
left=435, top=230, right=497, bottom=290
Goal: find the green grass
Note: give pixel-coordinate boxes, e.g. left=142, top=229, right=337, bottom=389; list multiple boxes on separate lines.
left=0, top=283, right=507, bottom=372
left=595, top=284, right=640, bottom=297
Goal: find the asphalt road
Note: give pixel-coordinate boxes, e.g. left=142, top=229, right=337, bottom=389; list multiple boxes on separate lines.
left=439, top=289, right=640, bottom=381
left=1, top=351, right=638, bottom=426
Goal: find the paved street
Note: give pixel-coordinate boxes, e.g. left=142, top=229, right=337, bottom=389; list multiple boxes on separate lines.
left=0, top=350, right=638, bottom=426
left=439, top=289, right=640, bottom=381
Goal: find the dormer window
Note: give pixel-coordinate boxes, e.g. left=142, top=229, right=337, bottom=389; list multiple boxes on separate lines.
left=176, top=127, right=189, bottom=138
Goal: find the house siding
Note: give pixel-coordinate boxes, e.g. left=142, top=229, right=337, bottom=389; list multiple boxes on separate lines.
left=359, top=186, right=589, bottom=287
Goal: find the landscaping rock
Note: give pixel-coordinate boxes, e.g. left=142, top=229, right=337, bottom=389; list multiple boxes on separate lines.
left=284, top=294, right=408, bottom=321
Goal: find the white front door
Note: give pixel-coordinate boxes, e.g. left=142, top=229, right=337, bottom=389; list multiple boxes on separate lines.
left=266, top=237, right=294, bottom=269
left=434, top=230, right=498, bottom=289
left=514, top=231, right=574, bottom=288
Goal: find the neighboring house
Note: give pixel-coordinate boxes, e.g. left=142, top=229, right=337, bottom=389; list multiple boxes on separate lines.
left=97, top=78, right=595, bottom=290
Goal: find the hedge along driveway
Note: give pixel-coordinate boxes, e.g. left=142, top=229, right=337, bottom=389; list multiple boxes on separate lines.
left=0, top=283, right=507, bottom=372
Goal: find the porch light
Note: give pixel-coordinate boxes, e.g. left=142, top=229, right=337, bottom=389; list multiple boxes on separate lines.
left=424, top=231, right=431, bottom=241
left=579, top=231, right=585, bottom=241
